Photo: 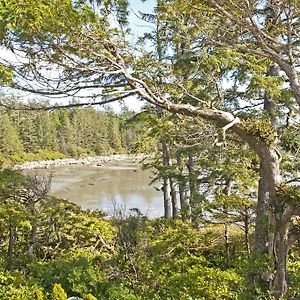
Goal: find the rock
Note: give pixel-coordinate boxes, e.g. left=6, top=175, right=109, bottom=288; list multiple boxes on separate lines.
left=17, top=154, right=149, bottom=170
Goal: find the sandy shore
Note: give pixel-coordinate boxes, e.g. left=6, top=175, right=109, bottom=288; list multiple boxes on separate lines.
left=17, top=154, right=147, bottom=170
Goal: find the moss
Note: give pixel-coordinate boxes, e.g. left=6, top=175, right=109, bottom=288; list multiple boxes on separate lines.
left=240, top=118, right=276, bottom=145
left=276, top=183, right=300, bottom=209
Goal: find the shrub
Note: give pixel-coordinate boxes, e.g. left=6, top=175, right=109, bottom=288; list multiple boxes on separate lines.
left=84, top=294, right=98, bottom=300
left=51, top=283, right=67, bottom=300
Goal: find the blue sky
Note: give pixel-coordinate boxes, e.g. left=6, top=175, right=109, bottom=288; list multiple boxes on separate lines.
left=128, top=0, right=156, bottom=37
left=110, top=0, right=157, bottom=112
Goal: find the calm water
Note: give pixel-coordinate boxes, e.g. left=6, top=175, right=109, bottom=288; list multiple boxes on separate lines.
left=29, top=160, right=164, bottom=218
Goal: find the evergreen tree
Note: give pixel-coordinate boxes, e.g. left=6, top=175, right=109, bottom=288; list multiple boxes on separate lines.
left=35, top=112, right=58, bottom=151
left=0, top=113, right=23, bottom=155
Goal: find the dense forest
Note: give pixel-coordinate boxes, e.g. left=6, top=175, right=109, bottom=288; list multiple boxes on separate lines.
left=0, top=100, right=144, bottom=165
left=0, top=0, right=300, bottom=299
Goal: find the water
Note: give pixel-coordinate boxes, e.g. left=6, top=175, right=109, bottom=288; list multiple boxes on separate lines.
left=28, top=159, right=164, bottom=218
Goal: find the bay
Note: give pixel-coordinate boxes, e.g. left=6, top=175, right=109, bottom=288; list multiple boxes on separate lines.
left=27, top=159, right=164, bottom=218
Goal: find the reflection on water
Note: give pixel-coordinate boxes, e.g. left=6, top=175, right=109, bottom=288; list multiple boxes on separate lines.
left=28, top=160, right=163, bottom=218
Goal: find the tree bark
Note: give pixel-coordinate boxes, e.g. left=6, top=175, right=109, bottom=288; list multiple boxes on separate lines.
left=244, top=208, right=250, bottom=257
left=254, top=163, right=269, bottom=254
left=176, top=151, right=190, bottom=220
left=259, top=146, right=292, bottom=299
left=224, top=223, right=230, bottom=264
left=163, top=178, right=172, bottom=219
left=188, top=154, right=201, bottom=225
left=273, top=204, right=293, bottom=298
left=27, top=220, right=38, bottom=257
left=161, top=140, right=179, bottom=219
left=162, top=141, right=173, bottom=218
left=170, top=177, right=179, bottom=219
left=7, top=225, right=16, bottom=268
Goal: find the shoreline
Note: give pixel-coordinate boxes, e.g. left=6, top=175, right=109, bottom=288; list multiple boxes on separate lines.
left=17, top=154, right=147, bottom=170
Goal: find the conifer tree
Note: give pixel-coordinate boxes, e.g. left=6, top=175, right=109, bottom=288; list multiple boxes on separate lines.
left=0, top=113, right=23, bottom=155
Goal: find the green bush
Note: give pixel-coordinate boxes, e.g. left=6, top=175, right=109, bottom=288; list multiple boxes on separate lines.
left=34, top=289, right=44, bottom=300
left=84, top=294, right=98, bottom=300
left=7, top=150, right=66, bottom=164
left=106, top=284, right=142, bottom=300
left=110, top=219, right=244, bottom=299
left=288, top=255, right=300, bottom=296
left=51, top=283, right=67, bottom=300
left=0, top=270, right=43, bottom=300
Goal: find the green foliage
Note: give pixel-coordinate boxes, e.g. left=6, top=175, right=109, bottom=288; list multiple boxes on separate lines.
left=0, top=65, right=13, bottom=84
left=280, top=127, right=300, bottom=153
left=105, top=284, right=142, bottom=300
left=31, top=253, right=107, bottom=297
left=0, top=102, right=143, bottom=165
left=240, top=118, right=276, bottom=145
left=276, top=183, right=300, bottom=210
left=0, top=168, right=26, bottom=198
left=287, top=254, right=300, bottom=296
left=84, top=294, right=98, bottom=300
left=0, top=269, right=43, bottom=300
left=9, top=150, right=66, bottom=163
left=0, top=113, right=23, bottom=155
left=111, top=219, right=244, bottom=299
left=34, top=289, right=44, bottom=300
left=51, top=283, right=68, bottom=300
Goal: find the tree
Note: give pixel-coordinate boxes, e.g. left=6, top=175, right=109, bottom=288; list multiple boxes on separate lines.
left=0, top=169, right=52, bottom=267
left=35, top=111, right=59, bottom=151
left=0, top=169, right=27, bottom=268
left=0, top=112, right=23, bottom=155
left=0, top=0, right=300, bottom=298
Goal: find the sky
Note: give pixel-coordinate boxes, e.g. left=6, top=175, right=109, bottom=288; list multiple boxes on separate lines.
left=128, top=0, right=156, bottom=36
left=110, top=0, right=157, bottom=112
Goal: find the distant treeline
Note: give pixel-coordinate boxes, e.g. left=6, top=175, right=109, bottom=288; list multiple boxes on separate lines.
left=0, top=102, right=145, bottom=164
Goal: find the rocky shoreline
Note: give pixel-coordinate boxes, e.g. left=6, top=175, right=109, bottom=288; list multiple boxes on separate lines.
left=17, top=154, right=147, bottom=170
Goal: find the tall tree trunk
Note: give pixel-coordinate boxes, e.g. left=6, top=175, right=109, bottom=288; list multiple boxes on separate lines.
left=163, top=178, right=172, bottom=219
left=251, top=60, right=291, bottom=297
left=7, top=225, right=16, bottom=268
left=260, top=146, right=292, bottom=299
left=162, top=141, right=178, bottom=218
left=254, top=163, right=270, bottom=255
left=224, top=223, right=230, bottom=264
left=170, top=177, right=179, bottom=219
left=223, top=180, right=233, bottom=265
left=261, top=62, right=292, bottom=298
left=187, top=154, right=201, bottom=225
left=155, top=0, right=178, bottom=219
left=27, top=225, right=38, bottom=257
left=27, top=212, right=38, bottom=257
left=273, top=204, right=293, bottom=298
left=252, top=163, right=271, bottom=290
left=244, top=208, right=250, bottom=257
left=176, top=151, right=190, bottom=220
left=162, top=141, right=173, bottom=218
